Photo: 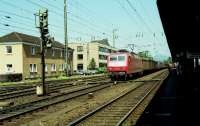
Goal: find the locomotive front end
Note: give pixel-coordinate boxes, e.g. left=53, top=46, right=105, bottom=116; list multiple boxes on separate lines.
left=107, top=53, right=128, bottom=80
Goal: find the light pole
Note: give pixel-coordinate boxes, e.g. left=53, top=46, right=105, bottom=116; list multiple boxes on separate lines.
left=64, top=0, right=69, bottom=76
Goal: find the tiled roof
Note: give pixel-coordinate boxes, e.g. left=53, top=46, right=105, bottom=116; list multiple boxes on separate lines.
left=0, top=32, right=69, bottom=49
left=0, top=32, right=40, bottom=44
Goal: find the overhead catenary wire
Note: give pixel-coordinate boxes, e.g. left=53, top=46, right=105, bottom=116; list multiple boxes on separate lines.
left=1, top=17, right=35, bottom=28
left=25, top=0, right=64, bottom=17
left=0, top=0, right=165, bottom=52
left=135, top=0, right=164, bottom=42
left=0, top=10, right=34, bottom=22
left=39, top=0, right=63, bottom=11
left=126, top=0, right=155, bottom=37
left=69, top=1, right=113, bottom=33
left=116, top=0, right=144, bottom=32
left=0, top=23, right=38, bottom=33
left=26, top=0, right=112, bottom=36
left=70, top=0, right=114, bottom=27
left=25, top=0, right=114, bottom=40
left=1, top=0, right=33, bottom=14
left=125, top=0, right=162, bottom=54
left=115, top=0, right=157, bottom=52
left=0, top=0, right=115, bottom=42
left=69, top=0, right=134, bottom=43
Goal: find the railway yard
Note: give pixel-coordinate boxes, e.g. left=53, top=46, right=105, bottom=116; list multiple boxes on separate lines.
left=0, top=0, right=199, bottom=125
left=0, top=69, right=169, bottom=126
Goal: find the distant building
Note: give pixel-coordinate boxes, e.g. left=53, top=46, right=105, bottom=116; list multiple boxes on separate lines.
left=68, top=39, right=117, bottom=72
left=0, top=32, right=73, bottom=81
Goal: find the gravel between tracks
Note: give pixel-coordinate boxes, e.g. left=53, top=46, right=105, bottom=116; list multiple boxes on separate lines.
left=4, top=83, right=96, bottom=106
left=18, top=83, right=141, bottom=126
left=2, top=70, right=165, bottom=126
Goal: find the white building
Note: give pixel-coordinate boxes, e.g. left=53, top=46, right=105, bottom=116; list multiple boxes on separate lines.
left=68, top=39, right=117, bottom=72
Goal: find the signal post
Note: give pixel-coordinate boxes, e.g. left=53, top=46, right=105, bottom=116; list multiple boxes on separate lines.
left=35, top=9, right=54, bottom=96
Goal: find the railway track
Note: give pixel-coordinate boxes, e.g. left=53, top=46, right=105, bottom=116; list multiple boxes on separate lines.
left=0, top=85, right=33, bottom=94
left=0, top=70, right=168, bottom=125
left=0, top=80, right=114, bottom=124
left=67, top=70, right=168, bottom=126
left=0, top=75, right=109, bottom=100
left=0, top=74, right=108, bottom=95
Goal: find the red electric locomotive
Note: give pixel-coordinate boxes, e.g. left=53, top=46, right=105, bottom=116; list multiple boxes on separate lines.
left=107, top=51, right=164, bottom=80
left=107, top=52, right=143, bottom=80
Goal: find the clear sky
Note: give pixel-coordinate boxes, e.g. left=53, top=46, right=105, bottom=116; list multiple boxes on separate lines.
left=0, top=0, right=171, bottom=61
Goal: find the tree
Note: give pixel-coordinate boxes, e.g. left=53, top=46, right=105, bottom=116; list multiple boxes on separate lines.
left=88, top=58, right=96, bottom=70
left=163, top=57, right=172, bottom=64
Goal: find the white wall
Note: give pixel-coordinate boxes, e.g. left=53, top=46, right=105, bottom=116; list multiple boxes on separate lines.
left=0, top=44, right=23, bottom=75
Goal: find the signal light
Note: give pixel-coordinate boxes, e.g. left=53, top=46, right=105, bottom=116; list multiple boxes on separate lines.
left=39, top=9, right=48, bottom=28
left=46, top=37, right=54, bottom=48
left=43, top=28, right=49, bottom=35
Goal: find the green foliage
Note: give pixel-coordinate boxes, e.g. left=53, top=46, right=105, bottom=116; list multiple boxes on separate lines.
left=163, top=57, right=172, bottom=64
left=96, top=67, right=107, bottom=73
left=88, top=58, right=96, bottom=70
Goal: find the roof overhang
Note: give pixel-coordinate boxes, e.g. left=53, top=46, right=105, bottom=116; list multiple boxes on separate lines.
left=157, top=0, right=200, bottom=61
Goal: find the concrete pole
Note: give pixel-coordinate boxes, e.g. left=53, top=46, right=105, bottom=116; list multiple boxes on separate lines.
left=64, top=0, right=69, bottom=76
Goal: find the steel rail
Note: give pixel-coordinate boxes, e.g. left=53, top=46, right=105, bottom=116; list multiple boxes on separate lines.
left=66, top=71, right=167, bottom=126
left=0, top=81, right=113, bottom=122
left=0, top=76, right=109, bottom=100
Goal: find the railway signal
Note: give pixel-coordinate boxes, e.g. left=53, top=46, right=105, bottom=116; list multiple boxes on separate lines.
left=35, top=9, right=54, bottom=96
left=46, top=36, right=54, bottom=48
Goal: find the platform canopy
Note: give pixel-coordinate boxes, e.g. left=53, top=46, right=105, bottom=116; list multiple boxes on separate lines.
left=157, top=0, right=200, bottom=61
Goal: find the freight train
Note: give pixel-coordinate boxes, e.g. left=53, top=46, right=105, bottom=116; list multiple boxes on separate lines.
left=107, top=51, right=166, bottom=80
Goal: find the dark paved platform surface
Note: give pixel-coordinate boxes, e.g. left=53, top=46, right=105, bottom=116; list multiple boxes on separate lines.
left=135, top=69, right=200, bottom=126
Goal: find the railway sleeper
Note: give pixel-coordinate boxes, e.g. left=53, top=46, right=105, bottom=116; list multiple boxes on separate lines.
left=96, top=115, right=123, bottom=118
left=102, top=111, right=129, bottom=115
left=83, top=120, right=120, bottom=124
left=108, top=105, right=133, bottom=108
left=102, top=109, right=129, bottom=112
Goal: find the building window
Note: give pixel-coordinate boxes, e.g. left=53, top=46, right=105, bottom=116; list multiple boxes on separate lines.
left=45, top=64, right=48, bottom=72
left=6, top=64, right=13, bottom=72
left=6, top=46, right=12, bottom=54
left=62, top=64, right=65, bottom=71
left=52, top=49, right=55, bottom=56
left=77, top=46, right=83, bottom=52
left=77, top=64, right=83, bottom=70
left=77, top=54, right=83, bottom=60
left=99, top=47, right=109, bottom=53
left=60, top=64, right=65, bottom=71
left=51, top=64, right=56, bottom=71
left=30, top=64, right=37, bottom=72
left=31, top=46, right=36, bottom=55
left=99, top=55, right=107, bottom=60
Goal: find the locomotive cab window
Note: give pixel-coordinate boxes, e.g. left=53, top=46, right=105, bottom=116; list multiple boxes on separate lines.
left=118, top=56, right=125, bottom=61
left=110, top=56, right=117, bottom=61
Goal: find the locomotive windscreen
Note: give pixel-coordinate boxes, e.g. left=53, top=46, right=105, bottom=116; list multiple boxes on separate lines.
left=110, top=56, right=117, bottom=61
left=118, top=56, right=125, bottom=61
left=108, top=54, right=127, bottom=67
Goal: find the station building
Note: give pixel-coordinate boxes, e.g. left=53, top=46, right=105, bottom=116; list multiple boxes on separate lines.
left=68, top=39, right=116, bottom=72
left=0, top=32, right=73, bottom=81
